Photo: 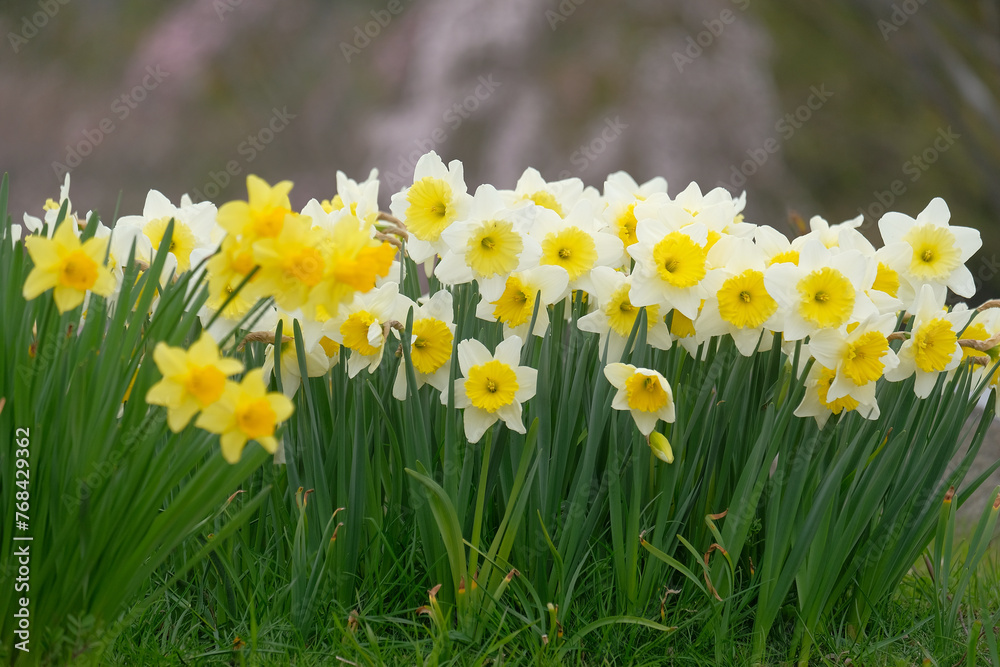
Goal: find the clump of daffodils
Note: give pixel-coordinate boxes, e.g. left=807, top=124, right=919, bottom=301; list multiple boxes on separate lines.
left=14, top=153, right=998, bottom=461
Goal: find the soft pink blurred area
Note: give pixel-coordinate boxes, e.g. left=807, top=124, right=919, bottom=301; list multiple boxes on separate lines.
left=1, top=0, right=998, bottom=295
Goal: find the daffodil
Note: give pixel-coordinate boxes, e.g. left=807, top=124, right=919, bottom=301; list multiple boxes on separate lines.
left=628, top=218, right=715, bottom=320
left=578, top=266, right=672, bottom=362
left=434, top=184, right=541, bottom=288
left=146, top=333, right=245, bottom=432
left=807, top=313, right=899, bottom=402
left=506, top=167, right=593, bottom=218
left=633, top=182, right=753, bottom=247
left=877, top=198, right=981, bottom=310
left=261, top=338, right=331, bottom=397
left=388, top=151, right=472, bottom=263
left=23, top=173, right=81, bottom=239
left=252, top=214, right=330, bottom=312
left=196, top=369, right=294, bottom=463
left=531, top=199, right=623, bottom=292
left=453, top=336, right=537, bottom=443
left=328, top=281, right=407, bottom=378
left=392, top=289, right=456, bottom=401
left=764, top=238, right=877, bottom=341
left=602, top=171, right=668, bottom=251
left=303, top=206, right=396, bottom=318
left=755, top=224, right=803, bottom=267
left=476, top=265, right=569, bottom=339
left=804, top=214, right=863, bottom=249
left=603, top=363, right=676, bottom=436
left=322, top=168, right=381, bottom=228
left=217, top=175, right=295, bottom=242
left=794, top=362, right=879, bottom=429
left=23, top=220, right=116, bottom=313
left=113, top=189, right=220, bottom=274
left=884, top=284, right=968, bottom=397
left=695, top=235, right=780, bottom=356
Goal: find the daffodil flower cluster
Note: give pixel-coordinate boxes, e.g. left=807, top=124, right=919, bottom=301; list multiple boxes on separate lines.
left=14, top=152, right=999, bottom=462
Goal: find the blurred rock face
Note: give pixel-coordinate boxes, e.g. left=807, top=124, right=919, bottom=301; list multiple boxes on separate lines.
left=0, top=0, right=795, bottom=230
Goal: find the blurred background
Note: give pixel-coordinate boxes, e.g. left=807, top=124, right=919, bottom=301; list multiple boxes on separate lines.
left=1, top=0, right=998, bottom=298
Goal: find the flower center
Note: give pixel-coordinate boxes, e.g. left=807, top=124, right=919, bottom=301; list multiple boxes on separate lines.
left=410, top=318, right=453, bottom=374
left=913, top=317, right=957, bottom=372
left=652, top=232, right=707, bottom=288
left=797, top=267, right=854, bottom=329
left=60, top=249, right=99, bottom=291
left=624, top=372, right=670, bottom=412
left=236, top=397, right=277, bottom=439
left=465, top=359, right=519, bottom=412
left=185, top=365, right=227, bottom=406
left=406, top=177, right=454, bottom=242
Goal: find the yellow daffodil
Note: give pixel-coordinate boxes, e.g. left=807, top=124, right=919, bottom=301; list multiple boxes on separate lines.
left=23, top=220, right=115, bottom=313
left=146, top=333, right=245, bottom=432
left=217, top=175, right=295, bottom=242
left=196, top=369, right=294, bottom=463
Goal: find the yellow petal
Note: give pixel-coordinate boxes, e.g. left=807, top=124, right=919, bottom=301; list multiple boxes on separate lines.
left=219, top=431, right=248, bottom=463
left=145, top=379, right=184, bottom=406
left=24, top=235, right=60, bottom=269
left=52, top=285, right=85, bottom=313
left=166, top=403, right=199, bottom=433
left=268, top=393, right=295, bottom=422
left=153, top=343, right=189, bottom=378
left=256, top=435, right=278, bottom=454
left=22, top=267, right=59, bottom=300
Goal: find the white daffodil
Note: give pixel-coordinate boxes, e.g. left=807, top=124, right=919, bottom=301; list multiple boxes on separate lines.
left=794, top=361, right=880, bottom=429
left=114, top=189, right=220, bottom=275
left=755, top=224, right=804, bottom=267
left=835, top=227, right=906, bottom=316
left=764, top=238, right=877, bottom=341
left=577, top=266, right=672, bottom=362
left=634, top=182, right=754, bottom=241
left=504, top=167, right=592, bottom=218
left=603, top=363, right=676, bottom=436
left=531, top=199, right=623, bottom=293
left=476, top=264, right=569, bottom=339
left=389, top=151, right=472, bottom=263
left=453, top=336, right=537, bottom=443
left=262, top=339, right=332, bottom=397
left=435, top=184, right=541, bottom=289
left=392, top=289, right=456, bottom=401
left=695, top=235, right=780, bottom=356
left=602, top=170, right=668, bottom=252
left=23, top=173, right=81, bottom=239
left=329, top=281, right=406, bottom=378
left=627, top=217, right=715, bottom=320
left=804, top=214, right=863, bottom=249
left=884, top=284, right=969, bottom=397
left=807, top=313, right=899, bottom=402
left=877, top=198, right=981, bottom=310
left=323, top=168, right=381, bottom=228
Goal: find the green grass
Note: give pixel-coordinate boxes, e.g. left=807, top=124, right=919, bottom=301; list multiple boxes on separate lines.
left=101, top=540, right=1000, bottom=666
